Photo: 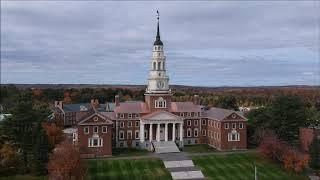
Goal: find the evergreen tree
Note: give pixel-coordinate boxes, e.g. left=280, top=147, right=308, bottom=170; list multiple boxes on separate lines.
left=309, top=137, right=320, bottom=170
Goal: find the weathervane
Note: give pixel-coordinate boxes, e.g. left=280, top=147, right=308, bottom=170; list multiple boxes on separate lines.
left=157, top=10, right=159, bottom=20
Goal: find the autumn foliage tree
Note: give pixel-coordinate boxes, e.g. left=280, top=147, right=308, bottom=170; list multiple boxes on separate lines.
left=47, top=141, right=87, bottom=180
left=42, top=122, right=64, bottom=146
left=259, top=131, right=310, bottom=173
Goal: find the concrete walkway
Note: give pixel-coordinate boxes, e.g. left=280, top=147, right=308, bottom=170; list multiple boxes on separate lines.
left=155, top=152, right=205, bottom=180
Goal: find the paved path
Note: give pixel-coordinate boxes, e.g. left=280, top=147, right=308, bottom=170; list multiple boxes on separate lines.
left=155, top=152, right=205, bottom=180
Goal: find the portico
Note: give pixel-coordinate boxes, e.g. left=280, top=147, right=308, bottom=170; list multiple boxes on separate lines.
left=139, top=111, right=184, bottom=149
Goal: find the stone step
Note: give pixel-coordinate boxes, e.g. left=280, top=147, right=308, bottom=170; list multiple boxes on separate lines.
left=152, top=141, right=180, bottom=153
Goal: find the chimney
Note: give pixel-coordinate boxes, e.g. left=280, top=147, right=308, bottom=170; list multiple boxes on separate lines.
left=193, top=95, right=200, bottom=105
left=55, top=100, right=63, bottom=109
left=115, top=95, right=120, bottom=106
left=91, top=99, right=100, bottom=108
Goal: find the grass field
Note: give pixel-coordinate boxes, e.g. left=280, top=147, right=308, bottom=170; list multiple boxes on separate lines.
left=86, top=158, right=171, bottom=180
left=112, top=148, right=149, bottom=157
left=192, top=153, right=307, bottom=180
left=0, top=175, right=47, bottom=180
left=183, top=144, right=217, bottom=153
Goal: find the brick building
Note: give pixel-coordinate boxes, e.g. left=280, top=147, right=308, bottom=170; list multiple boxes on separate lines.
left=53, top=16, right=247, bottom=157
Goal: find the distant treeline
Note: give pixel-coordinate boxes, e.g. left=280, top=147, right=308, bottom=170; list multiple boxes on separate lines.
left=1, top=84, right=319, bottom=112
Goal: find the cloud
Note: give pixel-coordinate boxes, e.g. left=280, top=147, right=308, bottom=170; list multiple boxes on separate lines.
left=1, top=1, right=319, bottom=86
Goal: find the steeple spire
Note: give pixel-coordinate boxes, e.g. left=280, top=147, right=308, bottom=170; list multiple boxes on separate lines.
left=154, top=10, right=163, bottom=46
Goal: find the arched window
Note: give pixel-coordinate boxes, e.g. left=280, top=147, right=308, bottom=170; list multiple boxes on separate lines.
left=155, top=97, right=166, bottom=108
left=158, top=62, right=161, bottom=70
left=153, top=62, right=156, bottom=70
left=163, top=62, right=165, bottom=70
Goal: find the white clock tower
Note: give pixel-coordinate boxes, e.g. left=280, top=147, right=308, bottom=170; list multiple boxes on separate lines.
left=146, top=11, right=170, bottom=94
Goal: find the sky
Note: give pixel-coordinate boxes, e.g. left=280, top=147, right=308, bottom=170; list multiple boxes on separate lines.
left=1, top=1, right=319, bottom=86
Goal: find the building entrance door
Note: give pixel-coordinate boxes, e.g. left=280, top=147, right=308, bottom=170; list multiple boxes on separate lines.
left=160, top=126, right=165, bottom=141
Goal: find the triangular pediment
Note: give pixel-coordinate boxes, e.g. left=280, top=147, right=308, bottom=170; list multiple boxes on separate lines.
left=142, top=111, right=182, bottom=121
left=79, top=112, right=113, bottom=125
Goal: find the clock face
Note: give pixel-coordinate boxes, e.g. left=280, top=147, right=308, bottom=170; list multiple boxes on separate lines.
left=157, top=81, right=164, bottom=89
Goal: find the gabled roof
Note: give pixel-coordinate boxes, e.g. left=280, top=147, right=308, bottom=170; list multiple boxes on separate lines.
left=78, top=110, right=113, bottom=125
left=100, top=112, right=116, bottom=120
left=171, top=102, right=203, bottom=112
left=98, top=103, right=115, bottom=112
left=114, top=101, right=148, bottom=113
left=204, top=107, right=247, bottom=121
left=141, top=111, right=182, bottom=121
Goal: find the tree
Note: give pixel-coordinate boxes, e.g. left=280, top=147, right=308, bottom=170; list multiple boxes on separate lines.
left=47, top=141, right=87, bottom=180
left=42, top=123, right=64, bottom=146
left=309, top=137, right=320, bottom=170
left=214, top=95, right=239, bottom=111
left=0, top=144, right=19, bottom=176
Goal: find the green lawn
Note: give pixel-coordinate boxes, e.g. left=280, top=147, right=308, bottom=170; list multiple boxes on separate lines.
left=86, top=158, right=172, bottom=180
left=192, top=153, right=307, bottom=180
left=0, top=175, right=47, bottom=180
left=112, top=148, right=150, bottom=157
left=183, top=144, right=216, bottom=153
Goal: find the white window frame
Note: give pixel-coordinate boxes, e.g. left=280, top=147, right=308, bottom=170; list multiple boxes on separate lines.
left=228, top=132, right=240, bottom=141
left=187, top=112, right=191, bottom=117
left=194, top=120, right=198, bottom=126
left=202, top=119, right=206, bottom=125
left=135, top=130, right=140, bottom=139
left=194, top=128, right=198, bottom=137
left=180, top=112, right=184, bottom=117
left=120, top=113, right=124, bottom=119
left=224, top=123, right=229, bottom=129
left=84, top=127, right=89, bottom=134
left=135, top=113, right=140, bottom=118
left=187, top=120, right=192, bottom=126
left=128, top=121, right=132, bottom=127
left=217, top=122, right=220, bottom=128
left=135, top=121, right=139, bottom=127
left=232, top=123, right=236, bottom=129
left=194, top=112, right=198, bottom=117
left=93, top=126, right=98, bottom=133
left=128, top=113, right=132, bottom=119
left=88, top=138, right=103, bottom=147
left=155, top=97, right=166, bottom=108
left=239, top=123, right=244, bottom=129
left=202, top=130, right=206, bottom=136
left=187, top=128, right=192, bottom=137
left=102, top=126, right=107, bottom=133
left=119, top=131, right=125, bottom=140
left=120, top=122, right=124, bottom=128
left=93, top=116, right=98, bottom=121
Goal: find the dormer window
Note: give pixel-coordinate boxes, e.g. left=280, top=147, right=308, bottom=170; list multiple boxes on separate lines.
left=155, top=97, right=166, bottom=108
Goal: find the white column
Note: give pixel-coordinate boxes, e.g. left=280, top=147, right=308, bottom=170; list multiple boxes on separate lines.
left=165, top=123, right=168, bottom=141
left=149, top=123, right=153, bottom=142
left=140, top=122, right=145, bottom=143
left=172, top=123, right=176, bottom=141
left=156, top=123, right=160, bottom=142
left=179, top=123, right=183, bottom=141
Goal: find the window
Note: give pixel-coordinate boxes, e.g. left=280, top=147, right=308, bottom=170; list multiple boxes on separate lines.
left=194, top=128, right=198, bottom=137
left=127, top=131, right=132, bottom=139
left=72, top=133, right=77, bottom=142
left=135, top=130, right=140, bottom=139
left=217, top=133, right=220, bottom=140
left=217, top=122, right=220, bottom=128
left=144, top=130, right=148, bottom=139
left=180, top=112, right=184, bottom=117
left=153, top=62, right=156, bottom=70
left=214, top=132, right=216, bottom=140
left=84, top=127, right=89, bottom=134
left=194, top=120, right=198, bottom=126
left=187, top=129, right=192, bottom=137
left=214, top=122, right=216, bottom=128
left=239, top=123, right=244, bottom=129
left=102, top=126, right=107, bottom=133
left=119, top=131, right=124, bottom=140
left=120, top=114, right=124, bottom=119
left=202, top=130, right=206, bottom=136
left=119, top=142, right=124, bottom=147
left=228, top=132, right=240, bottom=141
left=187, top=120, right=192, bottom=126
left=136, top=142, right=139, bottom=147
left=88, top=138, right=103, bottom=147
left=194, top=112, right=198, bottom=117
left=93, top=116, right=98, bottom=121
left=224, top=123, right=229, bottom=129
left=128, top=113, right=132, bottom=119
left=202, top=119, right=206, bottom=125
left=93, top=126, right=98, bottom=133
left=120, top=122, right=124, bottom=128
left=155, top=97, right=166, bottom=108
left=187, top=112, right=191, bottom=117
left=128, top=121, right=132, bottom=127
left=135, top=114, right=140, bottom=118
left=135, top=121, right=139, bottom=127
left=158, top=62, right=161, bottom=70
left=232, top=123, right=236, bottom=129
left=163, top=62, right=165, bottom=70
